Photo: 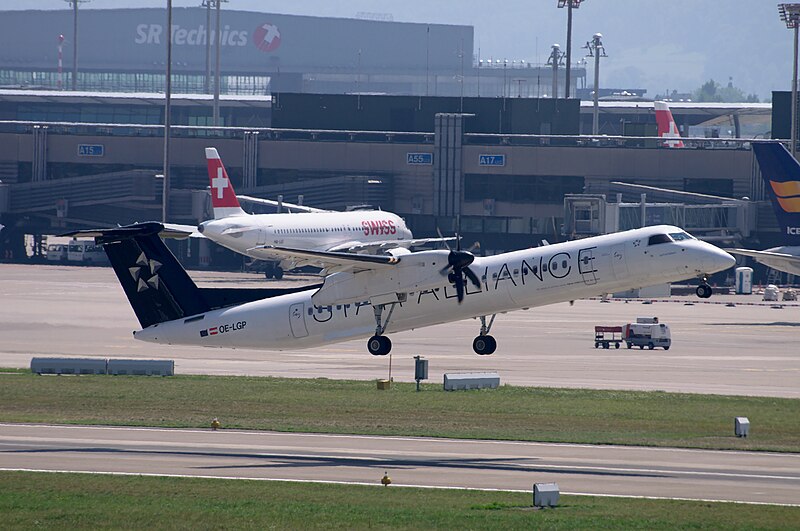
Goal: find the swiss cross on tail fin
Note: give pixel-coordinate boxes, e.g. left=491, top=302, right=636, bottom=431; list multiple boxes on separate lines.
left=654, top=101, right=684, bottom=148
left=205, top=147, right=247, bottom=219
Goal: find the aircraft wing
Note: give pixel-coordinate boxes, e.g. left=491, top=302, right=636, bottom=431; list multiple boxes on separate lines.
left=326, top=237, right=457, bottom=254
left=727, top=248, right=800, bottom=275
left=247, top=245, right=400, bottom=273
left=727, top=248, right=799, bottom=261
left=236, top=195, right=332, bottom=214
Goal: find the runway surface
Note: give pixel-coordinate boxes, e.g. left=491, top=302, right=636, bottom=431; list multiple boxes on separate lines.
left=1, top=264, right=798, bottom=397
left=1, top=423, right=798, bottom=505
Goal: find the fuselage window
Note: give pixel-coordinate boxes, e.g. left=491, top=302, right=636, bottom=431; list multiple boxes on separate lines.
left=562, top=260, right=568, bottom=269
left=542, top=263, right=548, bottom=272
left=648, top=234, right=673, bottom=245
left=532, top=265, right=538, bottom=275
left=552, top=262, right=558, bottom=271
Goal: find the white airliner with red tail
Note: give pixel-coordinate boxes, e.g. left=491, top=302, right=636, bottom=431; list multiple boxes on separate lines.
left=66, top=221, right=734, bottom=356
left=654, top=101, right=684, bottom=148
left=198, top=148, right=447, bottom=278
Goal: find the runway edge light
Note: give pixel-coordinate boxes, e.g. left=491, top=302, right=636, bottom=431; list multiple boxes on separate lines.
left=533, top=482, right=559, bottom=508
left=735, top=417, right=750, bottom=437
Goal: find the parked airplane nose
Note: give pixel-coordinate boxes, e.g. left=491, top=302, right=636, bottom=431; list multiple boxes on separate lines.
left=704, top=245, right=736, bottom=274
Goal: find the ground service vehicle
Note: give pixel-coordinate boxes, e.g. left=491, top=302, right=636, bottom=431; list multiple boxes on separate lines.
left=594, top=326, right=622, bottom=349
left=623, top=317, right=671, bottom=350
left=46, top=243, right=68, bottom=263
left=67, top=239, right=108, bottom=265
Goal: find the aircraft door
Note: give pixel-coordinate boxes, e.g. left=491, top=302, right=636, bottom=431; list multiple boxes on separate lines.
left=611, top=244, right=629, bottom=280
left=289, top=303, right=309, bottom=338
left=578, top=247, right=598, bottom=285
left=257, top=228, right=268, bottom=247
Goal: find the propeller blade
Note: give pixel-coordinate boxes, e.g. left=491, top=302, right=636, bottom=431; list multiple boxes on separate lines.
left=463, top=266, right=481, bottom=289
left=454, top=270, right=465, bottom=303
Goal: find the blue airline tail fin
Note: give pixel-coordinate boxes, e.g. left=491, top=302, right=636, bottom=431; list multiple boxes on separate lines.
left=752, top=142, right=800, bottom=246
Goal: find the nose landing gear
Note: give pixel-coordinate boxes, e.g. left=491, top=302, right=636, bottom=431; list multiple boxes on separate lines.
left=696, top=275, right=713, bottom=299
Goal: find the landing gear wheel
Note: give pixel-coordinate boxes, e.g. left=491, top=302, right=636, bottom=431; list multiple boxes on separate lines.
left=367, top=335, right=392, bottom=356
left=273, top=267, right=284, bottom=280
left=648, top=342, right=655, bottom=350
left=264, top=271, right=273, bottom=279
left=472, top=335, right=497, bottom=355
left=696, top=283, right=712, bottom=299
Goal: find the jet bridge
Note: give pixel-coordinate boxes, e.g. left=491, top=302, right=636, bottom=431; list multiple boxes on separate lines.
left=563, top=183, right=756, bottom=245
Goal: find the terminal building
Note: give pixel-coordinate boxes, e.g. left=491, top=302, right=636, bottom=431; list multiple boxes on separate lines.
left=0, top=7, right=785, bottom=281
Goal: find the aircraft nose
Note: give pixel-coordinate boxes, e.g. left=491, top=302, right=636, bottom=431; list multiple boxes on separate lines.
left=704, top=245, right=736, bottom=273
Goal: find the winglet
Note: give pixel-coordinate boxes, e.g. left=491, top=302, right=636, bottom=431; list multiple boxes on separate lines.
left=654, top=101, right=684, bottom=148
left=753, top=142, right=800, bottom=246
left=206, top=147, right=247, bottom=219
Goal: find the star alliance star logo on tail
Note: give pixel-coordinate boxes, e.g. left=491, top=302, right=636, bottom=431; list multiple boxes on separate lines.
left=128, top=252, right=162, bottom=292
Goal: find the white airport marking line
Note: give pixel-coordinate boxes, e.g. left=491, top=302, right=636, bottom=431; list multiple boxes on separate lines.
left=1, top=423, right=798, bottom=458
left=0, top=468, right=797, bottom=508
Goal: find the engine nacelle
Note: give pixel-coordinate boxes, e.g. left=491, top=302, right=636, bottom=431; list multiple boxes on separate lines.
left=311, top=249, right=453, bottom=306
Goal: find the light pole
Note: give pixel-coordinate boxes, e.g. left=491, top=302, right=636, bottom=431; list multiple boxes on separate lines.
left=202, top=0, right=212, bottom=93
left=780, top=3, right=800, bottom=158
left=557, top=0, right=586, bottom=99
left=213, top=0, right=228, bottom=126
left=64, top=0, right=90, bottom=90
left=163, top=0, right=173, bottom=223
left=584, top=33, right=607, bottom=135
left=546, top=44, right=565, bottom=98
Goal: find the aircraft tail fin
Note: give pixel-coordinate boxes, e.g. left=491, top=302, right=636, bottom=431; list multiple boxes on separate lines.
left=654, top=101, right=684, bottom=148
left=62, top=222, right=211, bottom=328
left=753, top=142, right=800, bottom=246
left=206, top=147, right=247, bottom=219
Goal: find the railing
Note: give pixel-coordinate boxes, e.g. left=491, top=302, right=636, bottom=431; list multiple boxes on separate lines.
left=0, top=120, right=786, bottom=149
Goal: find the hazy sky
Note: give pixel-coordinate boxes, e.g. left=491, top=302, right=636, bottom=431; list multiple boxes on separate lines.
left=11, top=1, right=789, bottom=99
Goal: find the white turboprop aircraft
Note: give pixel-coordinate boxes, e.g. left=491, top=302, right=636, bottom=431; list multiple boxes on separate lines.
left=66, top=222, right=734, bottom=356
left=728, top=142, right=800, bottom=276
left=196, top=148, right=448, bottom=278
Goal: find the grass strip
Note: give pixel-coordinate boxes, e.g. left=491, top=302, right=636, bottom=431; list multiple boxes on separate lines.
left=0, top=471, right=797, bottom=530
left=0, top=371, right=798, bottom=452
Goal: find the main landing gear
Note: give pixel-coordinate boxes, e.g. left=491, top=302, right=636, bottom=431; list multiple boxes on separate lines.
left=264, top=264, right=284, bottom=280
left=367, top=303, right=397, bottom=356
left=472, top=314, right=497, bottom=355
left=696, top=275, right=713, bottom=299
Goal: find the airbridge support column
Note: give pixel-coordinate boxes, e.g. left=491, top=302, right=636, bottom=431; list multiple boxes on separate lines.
left=32, top=125, right=48, bottom=182
left=433, top=113, right=463, bottom=219
left=243, top=131, right=259, bottom=189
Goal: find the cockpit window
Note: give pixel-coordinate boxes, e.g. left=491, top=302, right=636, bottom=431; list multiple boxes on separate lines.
left=648, top=234, right=673, bottom=246
left=669, top=232, right=694, bottom=241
